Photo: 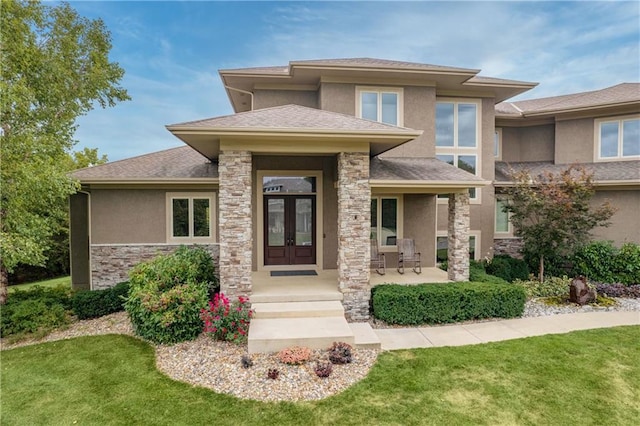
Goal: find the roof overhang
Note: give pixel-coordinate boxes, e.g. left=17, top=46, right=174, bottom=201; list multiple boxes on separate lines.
left=370, top=179, right=491, bottom=194
left=494, top=179, right=640, bottom=190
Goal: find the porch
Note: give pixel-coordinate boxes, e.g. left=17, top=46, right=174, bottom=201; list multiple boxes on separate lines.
left=247, top=268, right=450, bottom=353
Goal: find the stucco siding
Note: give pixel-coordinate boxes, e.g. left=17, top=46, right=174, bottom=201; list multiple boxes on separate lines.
left=382, top=86, right=435, bottom=157
left=319, top=83, right=356, bottom=115
left=591, top=190, right=640, bottom=245
left=555, top=118, right=594, bottom=164
left=502, top=124, right=555, bottom=162
left=403, top=194, right=437, bottom=267
left=90, top=189, right=167, bottom=244
left=253, top=89, right=318, bottom=110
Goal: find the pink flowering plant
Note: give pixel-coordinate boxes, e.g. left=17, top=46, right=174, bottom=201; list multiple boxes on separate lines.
left=200, top=293, right=253, bottom=344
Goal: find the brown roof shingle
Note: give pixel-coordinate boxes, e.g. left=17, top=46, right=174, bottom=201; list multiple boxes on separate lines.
left=72, top=146, right=217, bottom=181
left=168, top=104, right=418, bottom=133
left=495, top=161, right=640, bottom=183
left=371, top=157, right=487, bottom=182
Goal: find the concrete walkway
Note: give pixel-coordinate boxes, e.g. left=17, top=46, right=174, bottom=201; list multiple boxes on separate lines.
left=373, top=311, right=640, bottom=350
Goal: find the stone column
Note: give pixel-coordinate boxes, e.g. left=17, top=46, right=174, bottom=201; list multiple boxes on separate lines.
left=218, top=150, right=252, bottom=299
left=337, top=152, right=371, bottom=321
left=447, top=192, right=470, bottom=281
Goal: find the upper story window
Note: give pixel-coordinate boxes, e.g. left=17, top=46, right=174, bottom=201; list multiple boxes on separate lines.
left=494, top=128, right=502, bottom=160
left=596, top=115, right=640, bottom=161
left=167, top=193, right=216, bottom=243
left=436, top=99, right=482, bottom=201
left=356, top=87, right=403, bottom=126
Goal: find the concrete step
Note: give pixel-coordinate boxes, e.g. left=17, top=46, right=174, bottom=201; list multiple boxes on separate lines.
left=251, top=290, right=342, bottom=303
left=349, top=322, right=382, bottom=350
left=248, top=316, right=355, bottom=354
left=252, top=301, right=345, bottom=319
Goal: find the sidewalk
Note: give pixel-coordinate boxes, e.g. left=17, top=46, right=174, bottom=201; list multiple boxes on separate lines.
left=372, top=311, right=640, bottom=350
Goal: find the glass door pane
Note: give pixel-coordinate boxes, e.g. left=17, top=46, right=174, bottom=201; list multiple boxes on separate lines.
left=295, top=198, right=312, bottom=246
left=267, top=198, right=285, bottom=246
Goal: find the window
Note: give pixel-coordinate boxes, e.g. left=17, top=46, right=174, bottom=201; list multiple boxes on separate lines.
left=357, top=87, right=403, bottom=126
left=495, top=198, right=511, bottom=234
left=436, top=99, right=481, bottom=201
left=494, top=128, right=502, bottom=160
left=596, top=116, right=640, bottom=160
left=371, top=196, right=401, bottom=247
left=436, top=233, right=478, bottom=262
left=167, top=193, right=216, bottom=242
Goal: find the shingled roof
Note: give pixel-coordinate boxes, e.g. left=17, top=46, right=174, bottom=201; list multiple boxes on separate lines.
left=168, top=104, right=418, bottom=133
left=495, top=161, right=640, bottom=184
left=496, top=83, right=640, bottom=117
left=71, top=146, right=217, bottom=182
left=370, top=157, right=487, bottom=183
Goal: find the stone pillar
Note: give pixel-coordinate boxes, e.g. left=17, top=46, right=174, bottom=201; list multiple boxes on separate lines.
left=218, top=150, right=252, bottom=299
left=337, top=152, right=371, bottom=321
left=448, top=192, right=470, bottom=281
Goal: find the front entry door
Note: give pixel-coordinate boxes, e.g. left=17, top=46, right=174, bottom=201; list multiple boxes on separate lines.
left=264, top=195, right=316, bottom=265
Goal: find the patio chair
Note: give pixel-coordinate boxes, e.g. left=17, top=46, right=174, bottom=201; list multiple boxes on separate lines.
left=397, top=238, right=421, bottom=274
left=370, top=239, right=386, bottom=275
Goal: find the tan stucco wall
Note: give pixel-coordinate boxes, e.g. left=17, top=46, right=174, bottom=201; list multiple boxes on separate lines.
left=502, top=124, right=555, bottom=162
left=383, top=86, right=436, bottom=157
left=319, top=83, right=356, bottom=115
left=90, top=188, right=217, bottom=244
left=402, top=194, right=437, bottom=267
left=253, top=89, right=318, bottom=110
left=555, top=118, right=594, bottom=164
left=252, top=155, right=338, bottom=270
left=591, top=190, right=640, bottom=245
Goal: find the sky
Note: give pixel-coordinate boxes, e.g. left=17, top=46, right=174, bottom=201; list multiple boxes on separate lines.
left=69, top=1, right=640, bottom=161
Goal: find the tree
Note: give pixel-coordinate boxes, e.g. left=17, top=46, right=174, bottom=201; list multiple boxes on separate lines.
left=0, top=0, right=129, bottom=303
left=503, top=165, right=616, bottom=281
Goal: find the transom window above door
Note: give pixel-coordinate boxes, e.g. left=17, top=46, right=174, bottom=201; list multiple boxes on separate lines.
left=262, top=176, right=317, bottom=194
left=356, top=87, right=403, bottom=126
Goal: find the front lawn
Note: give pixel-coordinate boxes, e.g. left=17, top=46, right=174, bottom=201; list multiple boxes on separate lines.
left=8, top=276, right=71, bottom=292
left=2, top=326, right=639, bottom=425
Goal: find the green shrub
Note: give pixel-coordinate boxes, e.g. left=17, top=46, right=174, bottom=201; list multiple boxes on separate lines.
left=573, top=241, right=640, bottom=285
left=485, top=255, right=529, bottom=282
left=514, top=276, right=572, bottom=299
left=125, top=247, right=212, bottom=344
left=0, top=285, right=73, bottom=337
left=372, top=282, right=526, bottom=325
left=72, top=281, right=130, bottom=320
left=469, top=261, right=509, bottom=284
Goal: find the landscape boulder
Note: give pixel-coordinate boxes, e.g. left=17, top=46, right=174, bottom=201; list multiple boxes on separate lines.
left=569, top=276, right=596, bottom=305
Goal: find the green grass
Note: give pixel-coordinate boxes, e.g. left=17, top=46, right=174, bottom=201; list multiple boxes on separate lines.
left=2, top=327, right=639, bottom=425
left=8, top=276, right=71, bottom=293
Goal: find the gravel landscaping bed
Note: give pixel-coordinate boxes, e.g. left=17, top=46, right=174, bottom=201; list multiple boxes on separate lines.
left=523, top=297, right=640, bottom=317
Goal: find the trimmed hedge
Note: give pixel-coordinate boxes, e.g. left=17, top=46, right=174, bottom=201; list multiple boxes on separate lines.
left=573, top=241, right=640, bottom=285
left=485, top=255, right=529, bottom=282
left=372, top=282, right=526, bottom=325
left=72, top=281, right=130, bottom=320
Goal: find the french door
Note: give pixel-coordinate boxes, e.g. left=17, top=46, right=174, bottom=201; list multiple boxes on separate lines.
left=264, top=195, right=316, bottom=265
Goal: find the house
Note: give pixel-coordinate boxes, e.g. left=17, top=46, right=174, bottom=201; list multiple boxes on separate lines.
left=70, top=58, right=640, bottom=326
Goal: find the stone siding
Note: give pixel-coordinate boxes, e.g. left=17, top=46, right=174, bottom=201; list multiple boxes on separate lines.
left=337, top=152, right=371, bottom=321
left=447, top=192, right=470, bottom=281
left=493, top=238, right=524, bottom=259
left=218, top=150, right=253, bottom=299
left=90, top=244, right=220, bottom=290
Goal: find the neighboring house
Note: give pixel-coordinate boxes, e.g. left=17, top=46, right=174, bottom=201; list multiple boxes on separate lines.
left=70, top=58, right=639, bottom=321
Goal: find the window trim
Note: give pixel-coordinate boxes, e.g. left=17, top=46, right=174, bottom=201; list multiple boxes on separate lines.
left=494, top=197, right=513, bottom=236
left=166, top=192, right=216, bottom=243
left=594, top=114, right=640, bottom=161
left=356, top=86, right=404, bottom=126
left=435, top=230, right=481, bottom=262
left=371, top=195, right=403, bottom=252
left=435, top=98, right=482, bottom=203
left=494, top=128, right=502, bottom=160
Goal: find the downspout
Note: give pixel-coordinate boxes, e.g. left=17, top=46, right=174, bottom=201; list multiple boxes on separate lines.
left=224, top=85, right=254, bottom=111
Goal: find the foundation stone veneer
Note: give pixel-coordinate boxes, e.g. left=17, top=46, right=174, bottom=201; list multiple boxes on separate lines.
left=493, top=238, right=525, bottom=259
left=218, top=150, right=253, bottom=299
left=337, top=152, right=371, bottom=321
left=447, top=192, right=470, bottom=281
left=90, top=244, right=220, bottom=290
